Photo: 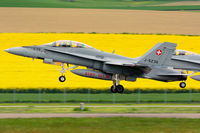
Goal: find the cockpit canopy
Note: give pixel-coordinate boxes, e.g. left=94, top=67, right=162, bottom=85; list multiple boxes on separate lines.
left=46, top=40, right=93, bottom=48
left=175, top=50, right=197, bottom=56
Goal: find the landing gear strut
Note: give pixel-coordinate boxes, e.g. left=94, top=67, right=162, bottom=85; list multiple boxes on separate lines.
left=179, top=81, right=186, bottom=88
left=110, top=74, right=124, bottom=93
left=57, top=63, right=78, bottom=82
left=58, top=63, right=66, bottom=82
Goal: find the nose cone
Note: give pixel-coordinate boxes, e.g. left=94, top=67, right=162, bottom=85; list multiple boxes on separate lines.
left=5, top=47, right=26, bottom=56
left=5, top=48, right=14, bottom=53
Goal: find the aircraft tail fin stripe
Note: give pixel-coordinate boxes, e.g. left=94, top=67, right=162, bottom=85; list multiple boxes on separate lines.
left=138, top=42, right=177, bottom=66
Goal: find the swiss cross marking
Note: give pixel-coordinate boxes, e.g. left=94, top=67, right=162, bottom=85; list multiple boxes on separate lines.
left=156, top=49, right=162, bottom=56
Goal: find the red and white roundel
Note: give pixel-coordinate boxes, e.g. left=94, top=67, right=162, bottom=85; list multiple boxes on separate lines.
left=156, top=49, right=162, bottom=56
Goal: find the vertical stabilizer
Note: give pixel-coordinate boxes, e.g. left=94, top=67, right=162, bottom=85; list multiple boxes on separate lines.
left=138, top=42, right=177, bottom=66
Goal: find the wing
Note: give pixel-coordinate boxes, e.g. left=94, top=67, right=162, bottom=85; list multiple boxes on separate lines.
left=172, top=56, right=200, bottom=64
left=191, top=75, right=200, bottom=81
left=42, top=47, right=108, bottom=62
left=104, top=61, right=151, bottom=74
left=172, top=56, right=200, bottom=72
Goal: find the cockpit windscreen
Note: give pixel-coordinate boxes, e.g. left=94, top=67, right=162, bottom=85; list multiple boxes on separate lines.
left=47, top=40, right=93, bottom=48
left=175, top=50, right=197, bottom=56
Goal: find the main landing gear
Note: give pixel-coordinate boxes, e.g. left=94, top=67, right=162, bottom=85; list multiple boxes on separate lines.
left=179, top=81, right=186, bottom=88
left=111, top=74, right=124, bottom=93
left=57, top=63, right=78, bottom=82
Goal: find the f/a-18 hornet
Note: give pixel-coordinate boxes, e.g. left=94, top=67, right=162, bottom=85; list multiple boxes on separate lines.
left=5, top=40, right=200, bottom=93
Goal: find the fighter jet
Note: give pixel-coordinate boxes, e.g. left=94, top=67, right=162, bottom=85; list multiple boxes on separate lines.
left=5, top=40, right=200, bottom=93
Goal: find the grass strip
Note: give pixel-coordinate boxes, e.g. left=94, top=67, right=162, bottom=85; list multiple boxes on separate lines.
left=0, top=117, right=200, bottom=133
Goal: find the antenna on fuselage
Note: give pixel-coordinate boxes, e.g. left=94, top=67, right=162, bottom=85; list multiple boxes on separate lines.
left=112, top=50, right=115, bottom=54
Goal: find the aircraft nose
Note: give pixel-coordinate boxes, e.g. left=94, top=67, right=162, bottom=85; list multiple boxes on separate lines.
left=4, top=48, right=10, bottom=52
left=4, top=47, right=25, bottom=56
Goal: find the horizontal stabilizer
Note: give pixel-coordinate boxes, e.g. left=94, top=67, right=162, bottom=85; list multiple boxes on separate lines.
left=191, top=75, right=200, bottom=81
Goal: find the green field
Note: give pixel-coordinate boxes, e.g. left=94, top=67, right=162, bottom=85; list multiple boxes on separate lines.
left=0, top=93, right=198, bottom=103
left=0, top=117, right=200, bottom=133
left=1, top=0, right=200, bottom=11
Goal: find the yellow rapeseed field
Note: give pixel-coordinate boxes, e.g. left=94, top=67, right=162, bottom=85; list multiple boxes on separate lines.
left=1, top=33, right=200, bottom=90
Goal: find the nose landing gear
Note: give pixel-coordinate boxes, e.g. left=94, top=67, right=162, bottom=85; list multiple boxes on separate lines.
left=57, top=63, right=78, bottom=82
left=58, top=63, right=66, bottom=82
left=110, top=74, right=124, bottom=93
left=59, top=75, right=66, bottom=82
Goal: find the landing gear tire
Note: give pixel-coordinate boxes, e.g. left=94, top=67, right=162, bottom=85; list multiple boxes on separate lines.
left=59, top=76, right=66, bottom=82
left=110, top=85, right=124, bottom=93
left=111, top=85, right=117, bottom=93
left=179, top=82, right=186, bottom=88
left=116, top=85, right=124, bottom=93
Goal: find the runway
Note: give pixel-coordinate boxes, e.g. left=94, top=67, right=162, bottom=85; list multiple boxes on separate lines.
left=1, top=105, right=200, bottom=108
left=0, top=113, right=200, bottom=119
